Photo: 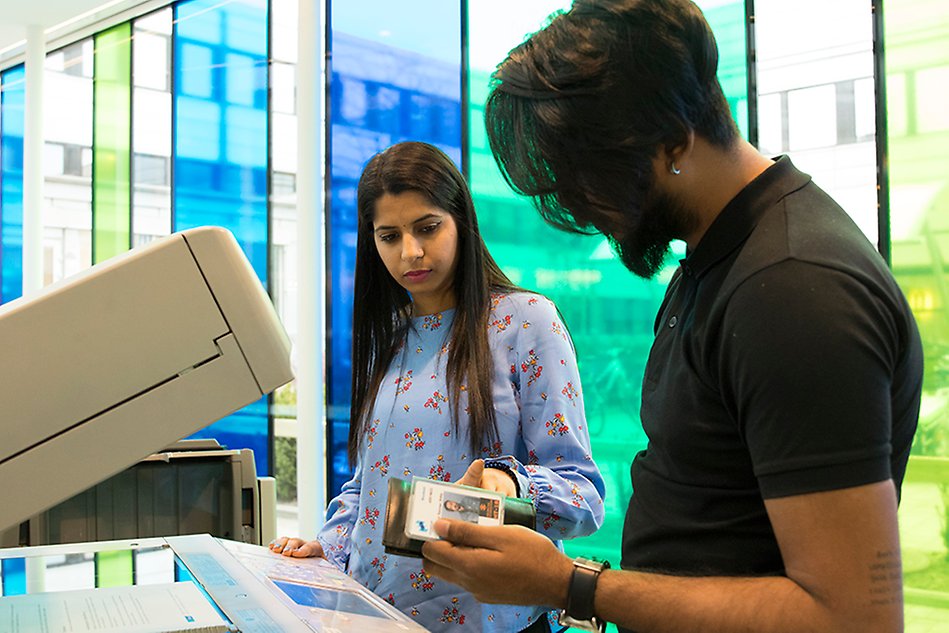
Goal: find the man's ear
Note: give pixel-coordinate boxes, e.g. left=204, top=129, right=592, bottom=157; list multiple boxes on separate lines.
left=666, top=129, right=696, bottom=175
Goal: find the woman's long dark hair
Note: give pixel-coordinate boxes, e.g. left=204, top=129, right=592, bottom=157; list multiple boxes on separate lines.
left=348, top=141, right=519, bottom=465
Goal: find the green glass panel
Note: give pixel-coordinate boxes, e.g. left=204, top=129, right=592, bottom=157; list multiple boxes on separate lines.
left=887, top=0, right=949, bottom=627
left=95, top=550, right=134, bottom=588
left=466, top=0, right=750, bottom=578
left=701, top=1, right=750, bottom=138
left=93, top=22, right=132, bottom=263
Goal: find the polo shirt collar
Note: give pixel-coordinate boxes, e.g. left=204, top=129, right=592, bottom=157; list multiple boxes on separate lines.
left=681, top=155, right=811, bottom=278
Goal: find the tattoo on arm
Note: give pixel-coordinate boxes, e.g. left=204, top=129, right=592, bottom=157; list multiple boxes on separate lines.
left=868, top=549, right=902, bottom=606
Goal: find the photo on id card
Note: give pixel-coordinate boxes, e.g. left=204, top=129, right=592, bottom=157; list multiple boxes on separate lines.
left=404, top=477, right=504, bottom=541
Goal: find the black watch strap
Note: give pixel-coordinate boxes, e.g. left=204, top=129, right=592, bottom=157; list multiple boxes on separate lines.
left=565, top=557, right=609, bottom=622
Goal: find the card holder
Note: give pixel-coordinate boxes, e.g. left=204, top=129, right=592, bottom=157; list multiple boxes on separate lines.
left=382, top=477, right=537, bottom=558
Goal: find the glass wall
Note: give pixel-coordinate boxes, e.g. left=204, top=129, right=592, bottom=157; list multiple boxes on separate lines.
left=0, top=557, right=25, bottom=596
left=93, top=23, right=132, bottom=263
left=886, top=0, right=949, bottom=627
left=131, top=9, right=173, bottom=247
left=704, top=0, right=750, bottom=140
left=43, top=40, right=93, bottom=286
left=0, top=65, right=24, bottom=304
left=326, top=0, right=463, bottom=497
left=173, top=0, right=272, bottom=474
left=754, top=0, right=878, bottom=244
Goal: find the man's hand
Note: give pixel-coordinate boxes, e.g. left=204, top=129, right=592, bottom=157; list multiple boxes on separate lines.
left=456, top=459, right=518, bottom=497
left=422, top=519, right=572, bottom=607
left=269, top=536, right=325, bottom=559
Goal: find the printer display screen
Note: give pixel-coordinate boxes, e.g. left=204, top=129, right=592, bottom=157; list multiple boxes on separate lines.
left=271, top=579, right=392, bottom=619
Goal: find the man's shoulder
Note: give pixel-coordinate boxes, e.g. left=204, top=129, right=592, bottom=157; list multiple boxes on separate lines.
left=726, top=182, right=891, bottom=297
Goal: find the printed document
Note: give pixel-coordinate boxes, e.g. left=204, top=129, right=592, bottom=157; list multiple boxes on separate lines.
left=0, top=581, right=230, bottom=633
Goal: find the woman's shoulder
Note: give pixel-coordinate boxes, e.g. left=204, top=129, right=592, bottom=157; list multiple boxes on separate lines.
left=487, top=290, right=565, bottom=335
left=487, top=290, right=573, bottom=356
left=489, top=289, right=554, bottom=312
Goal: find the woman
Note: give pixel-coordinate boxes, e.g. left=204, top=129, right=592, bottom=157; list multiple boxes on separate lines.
left=272, top=141, right=604, bottom=633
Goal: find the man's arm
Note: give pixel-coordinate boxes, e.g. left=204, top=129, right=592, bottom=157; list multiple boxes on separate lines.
left=422, top=480, right=903, bottom=633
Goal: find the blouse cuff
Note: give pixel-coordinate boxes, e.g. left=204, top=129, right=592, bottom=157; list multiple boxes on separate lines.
left=484, top=458, right=522, bottom=497
left=485, top=455, right=533, bottom=502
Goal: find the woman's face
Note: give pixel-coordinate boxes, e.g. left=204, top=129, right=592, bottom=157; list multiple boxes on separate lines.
left=372, top=190, right=460, bottom=316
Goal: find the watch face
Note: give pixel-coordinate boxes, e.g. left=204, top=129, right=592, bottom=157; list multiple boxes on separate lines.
left=557, top=611, right=601, bottom=632
left=575, top=557, right=607, bottom=572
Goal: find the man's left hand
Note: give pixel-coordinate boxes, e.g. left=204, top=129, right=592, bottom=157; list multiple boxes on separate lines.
left=422, top=519, right=573, bottom=607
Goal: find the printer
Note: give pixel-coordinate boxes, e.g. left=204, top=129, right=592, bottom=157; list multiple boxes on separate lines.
left=0, top=226, right=430, bottom=632
left=0, top=226, right=293, bottom=533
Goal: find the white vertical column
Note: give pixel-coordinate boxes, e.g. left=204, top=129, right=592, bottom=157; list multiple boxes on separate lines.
left=24, top=557, right=46, bottom=594
left=295, top=0, right=327, bottom=538
left=22, top=25, right=45, bottom=296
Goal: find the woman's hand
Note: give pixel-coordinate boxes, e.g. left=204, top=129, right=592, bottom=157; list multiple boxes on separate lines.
left=268, top=537, right=326, bottom=558
left=457, top=459, right=517, bottom=497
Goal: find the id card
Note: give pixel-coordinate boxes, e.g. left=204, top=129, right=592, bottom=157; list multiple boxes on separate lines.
left=404, top=477, right=505, bottom=541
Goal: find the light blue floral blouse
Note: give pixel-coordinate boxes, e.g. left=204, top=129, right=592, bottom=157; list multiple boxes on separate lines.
left=317, top=291, right=605, bottom=633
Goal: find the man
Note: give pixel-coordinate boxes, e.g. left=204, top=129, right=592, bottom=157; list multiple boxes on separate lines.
left=442, top=495, right=499, bottom=523
left=422, top=1, right=923, bottom=632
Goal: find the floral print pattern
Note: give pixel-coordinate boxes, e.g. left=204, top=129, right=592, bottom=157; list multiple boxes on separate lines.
left=545, top=412, right=570, bottom=437
left=440, top=597, right=466, bottom=625
left=424, top=390, right=448, bottom=414
left=520, top=349, right=543, bottom=387
left=405, top=427, right=425, bottom=451
left=370, top=454, right=390, bottom=476
left=410, top=568, right=435, bottom=592
left=429, top=454, right=452, bottom=482
left=421, top=313, right=443, bottom=330
left=395, top=370, right=414, bottom=394
left=366, top=418, right=380, bottom=449
left=490, top=314, right=513, bottom=332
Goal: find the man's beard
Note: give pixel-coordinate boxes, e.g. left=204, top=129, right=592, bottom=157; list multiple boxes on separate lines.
left=609, top=186, right=697, bottom=280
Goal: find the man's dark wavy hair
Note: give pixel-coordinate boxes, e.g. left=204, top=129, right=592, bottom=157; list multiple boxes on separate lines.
left=485, top=0, right=739, bottom=238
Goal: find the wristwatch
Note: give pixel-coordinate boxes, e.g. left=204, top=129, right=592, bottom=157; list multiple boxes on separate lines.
left=558, top=557, right=609, bottom=632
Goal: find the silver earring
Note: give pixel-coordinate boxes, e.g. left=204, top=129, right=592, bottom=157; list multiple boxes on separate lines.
left=670, top=162, right=681, bottom=175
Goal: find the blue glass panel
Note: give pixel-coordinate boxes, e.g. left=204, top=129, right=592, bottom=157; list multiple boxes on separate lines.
left=1, top=558, right=26, bottom=596
left=174, top=556, right=195, bottom=583
left=328, top=1, right=462, bottom=496
left=0, top=65, right=25, bottom=305
left=174, top=0, right=270, bottom=474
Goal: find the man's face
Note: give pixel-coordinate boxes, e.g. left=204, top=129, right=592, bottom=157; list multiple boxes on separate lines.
left=607, top=170, right=697, bottom=280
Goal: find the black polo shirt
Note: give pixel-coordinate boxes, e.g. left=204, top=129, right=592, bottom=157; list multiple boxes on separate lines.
left=621, top=156, right=923, bottom=576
